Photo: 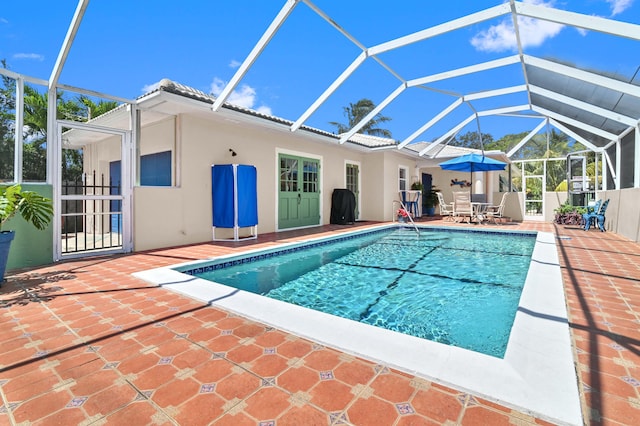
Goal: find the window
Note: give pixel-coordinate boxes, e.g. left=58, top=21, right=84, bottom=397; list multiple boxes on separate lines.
left=140, top=151, right=172, bottom=186
left=399, top=166, right=408, bottom=191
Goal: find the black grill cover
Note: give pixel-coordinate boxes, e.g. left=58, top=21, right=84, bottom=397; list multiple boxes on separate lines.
left=330, top=189, right=356, bottom=224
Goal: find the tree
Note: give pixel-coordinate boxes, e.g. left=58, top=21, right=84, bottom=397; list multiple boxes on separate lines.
left=20, top=85, right=86, bottom=181
left=451, top=131, right=494, bottom=150
left=329, top=98, right=392, bottom=138
left=1, top=60, right=119, bottom=182
left=78, top=95, right=118, bottom=120
left=0, top=60, right=16, bottom=181
left=485, top=131, right=528, bottom=154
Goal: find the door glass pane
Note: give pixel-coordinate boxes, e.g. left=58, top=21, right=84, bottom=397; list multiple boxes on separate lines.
left=346, top=163, right=359, bottom=218
left=280, top=157, right=297, bottom=192
left=346, top=164, right=357, bottom=193
left=303, top=160, right=318, bottom=193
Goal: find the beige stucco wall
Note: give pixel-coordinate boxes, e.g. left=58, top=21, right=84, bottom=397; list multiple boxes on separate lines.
left=140, top=117, right=176, bottom=157
left=90, top=109, right=640, bottom=251
left=545, top=191, right=568, bottom=220
left=359, top=153, right=386, bottom=220
left=133, top=113, right=423, bottom=251
left=599, top=188, right=640, bottom=242
left=383, top=153, right=416, bottom=220
left=538, top=188, right=640, bottom=242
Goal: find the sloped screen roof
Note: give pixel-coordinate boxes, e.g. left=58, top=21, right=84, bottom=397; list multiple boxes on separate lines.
left=527, top=63, right=640, bottom=148
left=4, top=0, right=639, bottom=159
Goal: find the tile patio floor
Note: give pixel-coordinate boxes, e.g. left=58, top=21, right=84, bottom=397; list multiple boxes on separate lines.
left=0, top=219, right=639, bottom=425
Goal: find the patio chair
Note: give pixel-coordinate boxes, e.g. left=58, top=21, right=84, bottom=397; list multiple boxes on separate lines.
left=581, top=199, right=601, bottom=229
left=405, top=190, right=421, bottom=218
left=452, top=191, right=473, bottom=223
left=485, top=192, right=509, bottom=224
left=436, top=192, right=454, bottom=221
left=583, top=199, right=609, bottom=231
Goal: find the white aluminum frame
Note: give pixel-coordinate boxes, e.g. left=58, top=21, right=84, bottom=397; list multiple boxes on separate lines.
left=33, top=0, right=639, bottom=198
left=4, top=0, right=640, bottom=264
left=54, top=120, right=133, bottom=261
left=210, top=0, right=640, bottom=187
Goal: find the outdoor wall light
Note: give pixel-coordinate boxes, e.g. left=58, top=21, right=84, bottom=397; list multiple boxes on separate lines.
left=229, top=149, right=237, bottom=157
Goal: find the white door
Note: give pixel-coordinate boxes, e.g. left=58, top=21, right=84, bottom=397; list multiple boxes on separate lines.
left=345, top=162, right=360, bottom=219
left=523, top=175, right=544, bottom=221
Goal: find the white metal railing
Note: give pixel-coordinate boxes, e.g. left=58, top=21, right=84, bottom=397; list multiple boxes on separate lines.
left=393, top=199, right=420, bottom=234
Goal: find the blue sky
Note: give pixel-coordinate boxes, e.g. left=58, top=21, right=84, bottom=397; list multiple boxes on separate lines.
left=2, top=0, right=638, bottom=142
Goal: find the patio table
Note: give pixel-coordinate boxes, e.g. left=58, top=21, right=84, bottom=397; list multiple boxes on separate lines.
left=471, top=202, right=491, bottom=224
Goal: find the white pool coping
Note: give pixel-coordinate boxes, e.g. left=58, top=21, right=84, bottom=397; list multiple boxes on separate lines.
left=133, top=225, right=582, bottom=425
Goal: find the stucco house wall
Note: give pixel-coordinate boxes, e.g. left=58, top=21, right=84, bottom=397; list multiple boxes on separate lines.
left=360, top=153, right=386, bottom=220
left=599, top=188, right=640, bottom=241
left=83, top=86, right=590, bottom=253
left=130, top=112, right=422, bottom=251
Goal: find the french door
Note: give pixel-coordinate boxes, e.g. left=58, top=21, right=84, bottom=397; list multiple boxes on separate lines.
left=278, top=153, right=321, bottom=229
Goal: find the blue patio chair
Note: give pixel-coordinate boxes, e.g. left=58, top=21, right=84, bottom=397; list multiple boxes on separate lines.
left=581, top=199, right=601, bottom=230
left=583, top=199, right=609, bottom=231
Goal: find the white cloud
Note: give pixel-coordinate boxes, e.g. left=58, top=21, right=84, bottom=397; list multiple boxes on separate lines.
left=256, top=105, right=273, bottom=115
left=229, top=59, right=241, bottom=69
left=210, top=77, right=225, bottom=96
left=605, top=0, right=633, bottom=15
left=141, top=80, right=162, bottom=93
left=0, top=18, right=9, bottom=24
left=210, top=77, right=272, bottom=114
left=12, top=53, right=44, bottom=61
left=227, top=85, right=257, bottom=108
left=471, top=0, right=564, bottom=52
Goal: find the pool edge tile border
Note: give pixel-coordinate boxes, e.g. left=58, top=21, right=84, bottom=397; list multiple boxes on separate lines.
left=133, top=225, right=582, bottom=426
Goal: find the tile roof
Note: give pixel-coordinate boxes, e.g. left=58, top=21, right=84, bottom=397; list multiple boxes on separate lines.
left=154, top=80, right=492, bottom=156
left=156, top=79, right=341, bottom=141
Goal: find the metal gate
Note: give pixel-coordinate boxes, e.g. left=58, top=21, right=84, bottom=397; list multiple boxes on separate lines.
left=55, top=121, right=131, bottom=260
left=60, top=171, right=122, bottom=255
left=522, top=160, right=546, bottom=221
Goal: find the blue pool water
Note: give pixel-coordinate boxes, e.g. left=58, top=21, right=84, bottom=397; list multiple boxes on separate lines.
left=182, top=227, right=536, bottom=358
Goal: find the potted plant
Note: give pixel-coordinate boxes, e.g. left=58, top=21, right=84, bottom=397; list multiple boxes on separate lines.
left=1, top=184, right=54, bottom=281
left=410, top=181, right=423, bottom=191
left=423, top=186, right=440, bottom=216
left=553, top=201, right=586, bottom=225
left=396, top=208, right=410, bottom=222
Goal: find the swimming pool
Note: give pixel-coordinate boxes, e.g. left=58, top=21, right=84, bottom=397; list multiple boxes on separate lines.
left=185, top=228, right=536, bottom=358
left=134, top=224, right=581, bottom=425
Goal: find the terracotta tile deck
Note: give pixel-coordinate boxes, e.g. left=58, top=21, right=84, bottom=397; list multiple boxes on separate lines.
left=1, top=219, right=639, bottom=425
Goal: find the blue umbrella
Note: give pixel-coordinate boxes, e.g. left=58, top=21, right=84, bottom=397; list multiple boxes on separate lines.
left=439, top=153, right=507, bottom=172
left=440, top=153, right=507, bottom=199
